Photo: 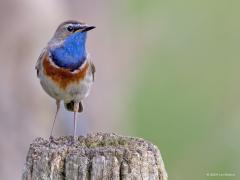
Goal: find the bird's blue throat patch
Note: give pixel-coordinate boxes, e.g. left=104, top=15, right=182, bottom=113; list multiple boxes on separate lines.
left=50, top=32, right=87, bottom=71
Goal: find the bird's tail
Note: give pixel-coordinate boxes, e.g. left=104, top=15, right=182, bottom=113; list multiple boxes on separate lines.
left=64, top=101, right=83, bottom=112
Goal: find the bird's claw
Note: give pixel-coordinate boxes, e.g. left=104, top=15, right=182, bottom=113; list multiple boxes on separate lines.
left=68, top=136, right=77, bottom=146
left=49, top=135, right=57, bottom=145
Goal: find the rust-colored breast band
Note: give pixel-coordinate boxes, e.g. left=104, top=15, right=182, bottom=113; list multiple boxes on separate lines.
left=43, top=56, right=89, bottom=89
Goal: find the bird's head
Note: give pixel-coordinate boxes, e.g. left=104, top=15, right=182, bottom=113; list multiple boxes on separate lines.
left=51, top=20, right=95, bottom=42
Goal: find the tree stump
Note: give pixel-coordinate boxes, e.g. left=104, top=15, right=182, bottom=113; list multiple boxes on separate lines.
left=22, top=133, right=168, bottom=180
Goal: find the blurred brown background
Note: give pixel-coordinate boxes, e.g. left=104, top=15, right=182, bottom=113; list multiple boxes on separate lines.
left=0, top=0, right=135, bottom=178
left=0, top=0, right=240, bottom=179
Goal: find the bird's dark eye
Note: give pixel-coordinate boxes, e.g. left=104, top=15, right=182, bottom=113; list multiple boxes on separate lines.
left=67, top=25, right=74, bottom=32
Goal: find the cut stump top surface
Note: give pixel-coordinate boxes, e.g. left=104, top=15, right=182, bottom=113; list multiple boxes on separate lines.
left=23, top=132, right=168, bottom=180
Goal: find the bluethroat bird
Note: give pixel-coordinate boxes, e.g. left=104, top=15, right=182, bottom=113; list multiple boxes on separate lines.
left=35, top=20, right=95, bottom=141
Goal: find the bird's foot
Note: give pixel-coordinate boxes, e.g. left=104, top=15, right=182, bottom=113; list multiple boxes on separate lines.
left=49, top=135, right=57, bottom=145
left=68, top=136, right=77, bottom=146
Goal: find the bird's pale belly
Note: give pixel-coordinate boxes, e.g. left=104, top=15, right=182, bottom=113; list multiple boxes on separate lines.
left=39, top=68, right=93, bottom=103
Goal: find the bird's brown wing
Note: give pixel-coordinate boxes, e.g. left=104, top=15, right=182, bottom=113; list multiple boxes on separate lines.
left=35, top=48, right=47, bottom=77
left=89, top=61, right=96, bottom=81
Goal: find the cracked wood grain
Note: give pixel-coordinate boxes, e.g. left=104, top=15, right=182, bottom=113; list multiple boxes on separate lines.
left=22, top=133, right=168, bottom=180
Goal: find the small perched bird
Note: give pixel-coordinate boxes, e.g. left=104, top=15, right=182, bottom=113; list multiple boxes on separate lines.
left=35, top=20, right=95, bottom=141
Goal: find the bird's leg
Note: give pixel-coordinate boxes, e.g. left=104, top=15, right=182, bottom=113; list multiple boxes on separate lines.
left=73, top=102, right=79, bottom=144
left=49, top=100, right=60, bottom=143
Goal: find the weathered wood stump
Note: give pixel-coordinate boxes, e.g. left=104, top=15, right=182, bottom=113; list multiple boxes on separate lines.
left=22, top=133, right=167, bottom=180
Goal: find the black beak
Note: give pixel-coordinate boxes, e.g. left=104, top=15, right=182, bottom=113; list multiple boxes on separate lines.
left=82, top=26, right=96, bottom=32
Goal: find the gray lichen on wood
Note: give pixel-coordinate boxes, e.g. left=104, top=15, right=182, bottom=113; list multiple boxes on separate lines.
left=22, top=133, right=168, bottom=180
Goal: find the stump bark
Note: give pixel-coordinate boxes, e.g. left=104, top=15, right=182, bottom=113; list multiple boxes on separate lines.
left=22, top=133, right=167, bottom=180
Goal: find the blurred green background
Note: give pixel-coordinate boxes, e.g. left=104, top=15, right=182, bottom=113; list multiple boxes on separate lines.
left=124, top=0, right=240, bottom=179
left=0, top=0, right=239, bottom=179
